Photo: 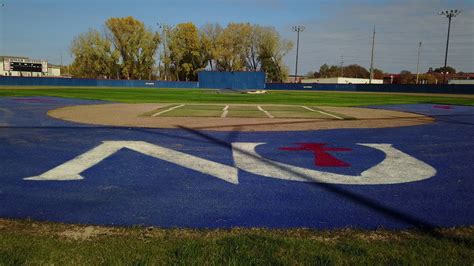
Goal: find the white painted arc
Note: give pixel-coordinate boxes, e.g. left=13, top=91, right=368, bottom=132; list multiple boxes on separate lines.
left=152, top=104, right=185, bottom=117
left=25, top=141, right=239, bottom=184
left=232, top=142, right=436, bottom=185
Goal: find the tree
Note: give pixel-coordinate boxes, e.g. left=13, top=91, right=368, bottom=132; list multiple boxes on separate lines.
left=373, top=68, right=384, bottom=79
left=319, top=64, right=330, bottom=78
left=418, top=73, right=438, bottom=84
left=200, top=23, right=223, bottom=71
left=257, top=26, right=293, bottom=82
left=399, top=70, right=415, bottom=84
left=105, top=16, right=160, bottom=80
left=316, top=64, right=373, bottom=79
left=214, top=23, right=253, bottom=71
left=168, top=22, right=207, bottom=81
left=343, top=64, right=370, bottom=78
left=70, top=17, right=160, bottom=80
left=70, top=29, right=118, bottom=79
left=433, top=66, right=456, bottom=74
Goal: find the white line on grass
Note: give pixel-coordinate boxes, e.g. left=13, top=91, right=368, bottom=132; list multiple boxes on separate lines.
left=302, top=106, right=343, bottom=120
left=257, top=106, right=274, bottom=119
left=152, top=104, right=185, bottom=117
left=221, top=105, right=229, bottom=118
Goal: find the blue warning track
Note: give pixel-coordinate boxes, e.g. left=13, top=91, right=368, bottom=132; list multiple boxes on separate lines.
left=0, top=96, right=473, bottom=229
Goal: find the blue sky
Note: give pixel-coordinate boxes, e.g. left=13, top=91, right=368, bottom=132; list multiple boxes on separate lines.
left=0, top=0, right=472, bottom=74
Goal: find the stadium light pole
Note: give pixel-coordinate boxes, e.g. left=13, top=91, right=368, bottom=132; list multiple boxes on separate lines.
left=292, top=25, right=305, bottom=83
left=439, top=9, right=461, bottom=84
left=369, top=25, right=376, bottom=84
left=416, top=41, right=422, bottom=84
left=157, top=23, right=170, bottom=81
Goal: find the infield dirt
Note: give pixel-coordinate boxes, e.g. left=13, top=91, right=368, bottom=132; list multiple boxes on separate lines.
left=48, top=103, right=433, bottom=131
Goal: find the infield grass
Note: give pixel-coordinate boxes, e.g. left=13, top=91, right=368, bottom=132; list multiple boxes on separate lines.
left=140, top=104, right=350, bottom=119
left=162, top=104, right=225, bottom=117
left=0, top=219, right=472, bottom=265
left=1, top=86, right=474, bottom=106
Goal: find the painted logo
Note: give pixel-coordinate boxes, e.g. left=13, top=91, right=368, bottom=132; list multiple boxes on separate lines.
left=25, top=141, right=436, bottom=185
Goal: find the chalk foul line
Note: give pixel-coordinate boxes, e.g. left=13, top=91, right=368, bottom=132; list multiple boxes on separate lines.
left=302, top=106, right=343, bottom=120
left=257, top=106, right=274, bottom=118
left=152, top=104, right=185, bottom=117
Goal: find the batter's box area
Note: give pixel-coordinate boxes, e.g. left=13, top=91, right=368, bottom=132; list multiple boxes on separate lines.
left=142, top=104, right=352, bottom=119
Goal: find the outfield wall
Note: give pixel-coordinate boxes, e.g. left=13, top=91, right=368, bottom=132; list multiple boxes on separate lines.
left=1, top=76, right=474, bottom=94
left=0, top=76, right=198, bottom=88
left=265, top=83, right=474, bottom=94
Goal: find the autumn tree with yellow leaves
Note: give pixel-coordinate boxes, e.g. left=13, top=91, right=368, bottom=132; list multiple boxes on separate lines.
left=70, top=17, right=292, bottom=82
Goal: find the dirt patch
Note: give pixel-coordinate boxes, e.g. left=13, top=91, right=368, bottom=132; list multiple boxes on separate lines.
left=48, top=103, right=433, bottom=131
left=60, top=226, right=112, bottom=240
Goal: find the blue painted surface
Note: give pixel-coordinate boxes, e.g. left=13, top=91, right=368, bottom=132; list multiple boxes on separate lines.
left=0, top=76, right=198, bottom=88
left=0, top=97, right=473, bottom=229
left=265, top=82, right=474, bottom=94
left=2, top=76, right=473, bottom=94
left=198, top=71, right=266, bottom=90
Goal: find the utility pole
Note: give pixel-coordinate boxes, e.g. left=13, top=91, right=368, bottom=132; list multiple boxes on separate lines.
left=292, top=25, right=305, bottom=83
left=340, top=53, right=344, bottom=77
left=369, top=25, right=376, bottom=84
left=439, top=9, right=461, bottom=84
left=157, top=23, right=169, bottom=81
left=416, top=41, right=422, bottom=84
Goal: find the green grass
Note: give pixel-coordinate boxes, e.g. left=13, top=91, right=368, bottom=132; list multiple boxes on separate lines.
left=311, top=106, right=356, bottom=120
left=227, top=109, right=269, bottom=118
left=0, top=219, right=473, bottom=265
left=142, top=104, right=348, bottom=119
left=1, top=86, right=474, bottom=106
left=161, top=104, right=225, bottom=117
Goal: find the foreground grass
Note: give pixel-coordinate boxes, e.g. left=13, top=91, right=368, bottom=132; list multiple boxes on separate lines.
left=0, top=219, right=473, bottom=264
left=1, top=87, right=474, bottom=106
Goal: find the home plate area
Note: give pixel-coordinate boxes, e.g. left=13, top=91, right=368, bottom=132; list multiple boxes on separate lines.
left=0, top=97, right=473, bottom=229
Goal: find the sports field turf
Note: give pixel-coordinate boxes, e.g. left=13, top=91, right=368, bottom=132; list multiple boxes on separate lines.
left=0, top=219, right=472, bottom=265
left=1, top=86, right=474, bottom=106
left=1, top=87, right=473, bottom=264
left=143, top=104, right=349, bottom=119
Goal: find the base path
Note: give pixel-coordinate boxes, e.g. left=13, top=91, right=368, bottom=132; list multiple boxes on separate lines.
left=48, top=103, right=433, bottom=131
left=0, top=97, right=473, bottom=230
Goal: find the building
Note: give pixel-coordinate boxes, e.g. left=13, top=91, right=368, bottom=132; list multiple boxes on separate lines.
left=0, top=56, right=61, bottom=77
left=302, top=77, right=383, bottom=84
left=286, top=75, right=306, bottom=83
left=448, top=79, right=474, bottom=85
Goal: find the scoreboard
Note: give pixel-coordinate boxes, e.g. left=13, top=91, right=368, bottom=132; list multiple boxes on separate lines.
left=10, top=62, right=43, bottom=72
left=3, top=58, right=48, bottom=73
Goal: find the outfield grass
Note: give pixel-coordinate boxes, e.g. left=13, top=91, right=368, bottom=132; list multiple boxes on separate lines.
left=0, top=219, right=472, bottom=265
left=1, top=87, right=474, bottom=106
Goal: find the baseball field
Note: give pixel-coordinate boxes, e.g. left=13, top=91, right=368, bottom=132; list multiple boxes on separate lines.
left=1, top=86, right=474, bottom=264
